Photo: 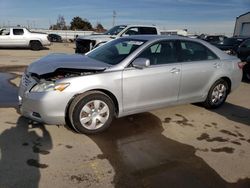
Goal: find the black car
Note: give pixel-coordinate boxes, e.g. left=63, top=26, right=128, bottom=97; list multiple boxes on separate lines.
left=48, top=34, right=62, bottom=42
left=203, top=35, right=227, bottom=45
left=215, top=37, right=248, bottom=54
left=237, top=38, right=250, bottom=62
left=242, top=57, right=250, bottom=81
left=237, top=39, right=250, bottom=81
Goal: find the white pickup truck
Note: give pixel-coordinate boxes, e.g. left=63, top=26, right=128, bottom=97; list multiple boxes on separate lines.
left=75, top=25, right=161, bottom=53
left=0, top=27, right=51, bottom=50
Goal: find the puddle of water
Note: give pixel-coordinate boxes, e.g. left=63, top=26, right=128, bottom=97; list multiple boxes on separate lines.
left=0, top=73, right=19, bottom=108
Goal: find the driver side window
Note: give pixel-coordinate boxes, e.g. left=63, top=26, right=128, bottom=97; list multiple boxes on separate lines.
left=137, top=41, right=177, bottom=65
left=124, top=27, right=139, bottom=36
left=0, top=28, right=10, bottom=36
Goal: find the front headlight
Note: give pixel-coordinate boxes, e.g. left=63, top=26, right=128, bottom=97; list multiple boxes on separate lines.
left=30, top=82, right=70, bottom=92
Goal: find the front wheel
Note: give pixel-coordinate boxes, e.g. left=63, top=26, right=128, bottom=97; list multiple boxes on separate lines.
left=68, top=91, right=115, bottom=134
left=203, top=79, right=229, bottom=109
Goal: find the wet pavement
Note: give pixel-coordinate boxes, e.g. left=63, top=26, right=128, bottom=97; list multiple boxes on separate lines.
left=0, top=73, right=19, bottom=108
left=0, top=65, right=250, bottom=188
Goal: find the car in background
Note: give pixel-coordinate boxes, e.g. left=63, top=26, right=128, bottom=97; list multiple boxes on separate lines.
left=237, top=39, right=250, bottom=81
left=215, top=36, right=249, bottom=54
left=75, top=25, right=160, bottom=53
left=19, top=35, right=242, bottom=134
left=48, top=34, right=62, bottom=42
left=242, top=57, right=250, bottom=81
left=203, top=35, right=227, bottom=45
left=237, top=38, right=250, bottom=62
left=0, top=27, right=50, bottom=50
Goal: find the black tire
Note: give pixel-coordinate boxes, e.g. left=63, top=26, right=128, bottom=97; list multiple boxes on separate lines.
left=30, top=41, right=42, bottom=51
left=68, top=91, right=115, bottom=134
left=203, top=79, right=229, bottom=109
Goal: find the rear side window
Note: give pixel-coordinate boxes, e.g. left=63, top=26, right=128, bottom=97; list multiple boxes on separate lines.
left=179, top=41, right=218, bottom=62
left=124, top=27, right=157, bottom=36
left=13, top=29, right=24, bottom=35
left=139, top=27, right=157, bottom=34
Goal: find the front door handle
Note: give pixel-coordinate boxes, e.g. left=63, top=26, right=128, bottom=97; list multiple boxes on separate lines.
left=213, top=62, right=220, bottom=68
left=170, top=68, right=180, bottom=74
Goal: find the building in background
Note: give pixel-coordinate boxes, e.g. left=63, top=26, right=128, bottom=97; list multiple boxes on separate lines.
left=234, top=12, right=250, bottom=37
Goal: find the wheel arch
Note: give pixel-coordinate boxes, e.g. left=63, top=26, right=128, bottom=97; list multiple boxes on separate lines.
left=220, top=76, right=232, bottom=94
left=65, top=89, right=120, bottom=123
left=29, top=40, right=42, bottom=45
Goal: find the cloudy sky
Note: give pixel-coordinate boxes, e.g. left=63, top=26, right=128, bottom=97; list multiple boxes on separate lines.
left=0, top=0, right=249, bottom=36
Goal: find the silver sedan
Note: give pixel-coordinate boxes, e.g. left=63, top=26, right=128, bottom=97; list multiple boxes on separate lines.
left=19, top=35, right=243, bottom=134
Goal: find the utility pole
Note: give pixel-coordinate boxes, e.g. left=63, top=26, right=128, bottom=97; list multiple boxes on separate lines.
left=112, top=10, right=116, bottom=26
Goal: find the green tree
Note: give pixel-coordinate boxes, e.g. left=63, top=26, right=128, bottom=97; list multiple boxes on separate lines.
left=95, top=22, right=106, bottom=33
left=70, top=17, right=93, bottom=30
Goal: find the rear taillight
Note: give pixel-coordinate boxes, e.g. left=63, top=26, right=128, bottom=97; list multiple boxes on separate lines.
left=238, top=62, right=246, bottom=69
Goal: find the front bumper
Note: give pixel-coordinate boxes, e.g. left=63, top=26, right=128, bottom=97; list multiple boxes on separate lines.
left=19, top=74, right=73, bottom=125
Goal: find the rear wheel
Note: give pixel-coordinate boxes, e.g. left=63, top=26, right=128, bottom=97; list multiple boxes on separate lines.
left=68, top=91, right=115, bottom=134
left=30, top=41, right=42, bottom=51
left=203, top=79, right=229, bottom=109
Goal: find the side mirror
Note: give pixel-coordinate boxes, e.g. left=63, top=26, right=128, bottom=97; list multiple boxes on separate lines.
left=132, top=58, right=150, bottom=69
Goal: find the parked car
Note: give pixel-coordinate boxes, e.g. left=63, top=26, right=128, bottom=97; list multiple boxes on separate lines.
left=0, top=27, right=50, bottom=50
left=237, top=38, right=250, bottom=62
left=75, top=25, right=160, bottom=53
left=19, top=36, right=242, bottom=134
left=203, top=35, right=227, bottom=45
left=215, top=37, right=248, bottom=54
left=236, top=39, right=250, bottom=81
left=48, top=34, right=62, bottom=42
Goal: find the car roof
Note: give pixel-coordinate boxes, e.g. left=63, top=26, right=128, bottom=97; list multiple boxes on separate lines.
left=120, top=35, right=234, bottom=60
left=123, top=34, right=196, bottom=42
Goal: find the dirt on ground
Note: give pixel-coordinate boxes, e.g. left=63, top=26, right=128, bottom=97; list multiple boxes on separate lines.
left=0, top=43, right=249, bottom=188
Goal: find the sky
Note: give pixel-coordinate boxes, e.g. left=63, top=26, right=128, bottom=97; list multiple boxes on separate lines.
left=0, top=0, right=249, bottom=36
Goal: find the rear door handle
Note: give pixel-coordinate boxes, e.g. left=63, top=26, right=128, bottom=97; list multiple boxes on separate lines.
left=170, top=68, right=180, bottom=74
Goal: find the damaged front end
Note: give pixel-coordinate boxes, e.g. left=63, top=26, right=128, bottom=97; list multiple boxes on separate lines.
left=28, top=68, right=104, bottom=92
left=22, top=68, right=104, bottom=93
left=18, top=67, right=105, bottom=123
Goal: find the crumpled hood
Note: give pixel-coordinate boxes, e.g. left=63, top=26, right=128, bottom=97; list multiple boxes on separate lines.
left=28, top=53, right=110, bottom=75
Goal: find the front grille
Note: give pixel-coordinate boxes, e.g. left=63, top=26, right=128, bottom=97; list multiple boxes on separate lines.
left=22, top=74, right=32, bottom=87
left=76, top=39, right=93, bottom=53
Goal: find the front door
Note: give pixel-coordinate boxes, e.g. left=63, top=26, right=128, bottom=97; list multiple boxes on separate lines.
left=122, top=40, right=181, bottom=113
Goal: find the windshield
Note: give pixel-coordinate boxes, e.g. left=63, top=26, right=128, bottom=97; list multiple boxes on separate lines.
left=104, top=25, right=126, bottom=35
left=87, top=38, right=146, bottom=65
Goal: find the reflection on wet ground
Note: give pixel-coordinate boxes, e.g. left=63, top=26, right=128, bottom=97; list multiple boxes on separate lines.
left=0, top=67, right=250, bottom=187
left=80, top=113, right=250, bottom=188
left=0, top=73, right=19, bottom=108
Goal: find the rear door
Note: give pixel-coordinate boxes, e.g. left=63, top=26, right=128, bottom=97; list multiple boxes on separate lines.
left=177, top=40, right=219, bottom=103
